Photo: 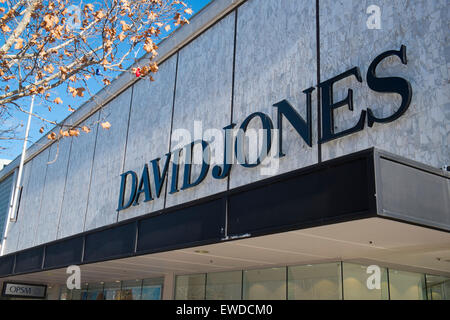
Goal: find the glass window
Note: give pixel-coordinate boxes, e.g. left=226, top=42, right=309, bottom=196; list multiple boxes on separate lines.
left=206, top=271, right=242, bottom=300
left=141, top=278, right=164, bottom=300
left=59, top=287, right=71, bottom=300
left=288, top=262, right=342, bottom=300
left=120, top=280, right=142, bottom=300
left=104, top=282, right=121, bottom=300
left=78, top=283, right=89, bottom=300
left=175, top=274, right=206, bottom=300
left=426, top=275, right=450, bottom=300
left=389, top=269, right=426, bottom=300
left=243, top=267, right=286, bottom=300
left=342, top=263, right=388, bottom=300
left=87, top=283, right=104, bottom=300
left=70, top=289, right=81, bottom=300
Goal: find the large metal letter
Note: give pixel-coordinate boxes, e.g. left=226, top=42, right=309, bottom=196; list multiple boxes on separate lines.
left=319, top=67, right=366, bottom=143
left=366, top=45, right=412, bottom=127
left=117, top=170, right=138, bottom=211
left=273, top=87, right=314, bottom=157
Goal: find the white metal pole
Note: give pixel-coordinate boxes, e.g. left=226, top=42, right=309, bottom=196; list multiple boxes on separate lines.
left=1, top=94, right=36, bottom=256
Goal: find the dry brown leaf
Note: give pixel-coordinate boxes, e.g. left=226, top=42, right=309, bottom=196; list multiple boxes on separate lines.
left=68, top=86, right=85, bottom=97
left=101, top=121, right=111, bottom=130
left=69, top=129, right=80, bottom=136
left=53, top=97, right=63, bottom=104
left=60, top=130, right=69, bottom=137
left=44, top=64, right=55, bottom=73
left=120, top=21, right=131, bottom=32
left=118, top=32, right=126, bottom=41
left=14, top=38, right=24, bottom=50
left=1, top=24, right=11, bottom=33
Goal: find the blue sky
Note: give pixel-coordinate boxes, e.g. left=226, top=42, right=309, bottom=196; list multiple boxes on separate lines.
left=1, top=0, right=212, bottom=161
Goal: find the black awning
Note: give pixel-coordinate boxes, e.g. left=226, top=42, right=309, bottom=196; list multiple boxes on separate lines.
left=1, top=147, right=448, bottom=278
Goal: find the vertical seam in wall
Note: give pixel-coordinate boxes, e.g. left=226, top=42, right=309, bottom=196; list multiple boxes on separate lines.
left=55, top=137, right=73, bottom=240
left=32, top=148, right=51, bottom=247
left=12, top=253, right=17, bottom=274
left=227, top=8, right=238, bottom=192
left=80, top=235, right=85, bottom=263
left=224, top=9, right=238, bottom=239
left=285, top=265, right=288, bottom=300
left=240, top=269, right=244, bottom=300
left=139, top=279, right=143, bottom=300
left=341, top=261, right=344, bottom=300
left=204, top=272, right=207, bottom=300
left=15, top=155, right=35, bottom=251
left=2, top=172, right=15, bottom=237
left=163, top=51, right=180, bottom=209
left=172, top=273, right=176, bottom=300
left=133, top=220, right=139, bottom=253
left=316, top=0, right=322, bottom=163
left=41, top=245, right=46, bottom=269
left=116, top=85, right=135, bottom=223
left=81, top=112, right=101, bottom=232
left=387, top=267, right=391, bottom=300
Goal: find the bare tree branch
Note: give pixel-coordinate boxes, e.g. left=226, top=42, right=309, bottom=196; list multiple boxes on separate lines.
left=0, top=0, right=192, bottom=149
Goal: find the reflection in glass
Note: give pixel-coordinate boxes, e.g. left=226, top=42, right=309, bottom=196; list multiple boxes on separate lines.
left=87, top=283, right=104, bottom=300
left=206, top=271, right=242, bottom=300
left=80, top=283, right=89, bottom=300
left=288, top=263, right=342, bottom=300
left=59, top=287, right=71, bottom=300
left=243, top=267, right=286, bottom=300
left=175, top=274, right=206, bottom=300
left=104, top=282, right=121, bottom=300
left=142, top=278, right=164, bottom=300
left=70, top=289, right=81, bottom=300
left=426, top=275, right=450, bottom=300
left=342, top=263, right=388, bottom=300
left=389, top=269, right=426, bottom=300
left=120, top=280, right=142, bottom=300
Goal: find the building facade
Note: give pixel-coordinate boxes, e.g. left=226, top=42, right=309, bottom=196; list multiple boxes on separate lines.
left=0, top=0, right=449, bottom=300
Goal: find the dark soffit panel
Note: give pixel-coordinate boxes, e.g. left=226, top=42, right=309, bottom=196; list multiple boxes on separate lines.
left=0, top=254, right=14, bottom=277
left=375, top=150, right=450, bottom=232
left=43, top=236, right=83, bottom=269
left=9, top=148, right=444, bottom=279
left=83, top=222, right=137, bottom=263
left=137, top=198, right=226, bottom=254
left=14, top=247, right=44, bottom=274
left=227, top=153, right=376, bottom=237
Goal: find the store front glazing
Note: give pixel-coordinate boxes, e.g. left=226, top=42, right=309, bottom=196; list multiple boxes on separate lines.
left=59, top=277, right=164, bottom=300
left=174, top=262, right=449, bottom=300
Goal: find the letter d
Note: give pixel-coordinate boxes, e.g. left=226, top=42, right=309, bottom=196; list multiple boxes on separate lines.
left=117, top=171, right=138, bottom=211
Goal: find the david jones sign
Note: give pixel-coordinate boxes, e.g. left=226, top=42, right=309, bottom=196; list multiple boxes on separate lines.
left=117, top=45, right=412, bottom=211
